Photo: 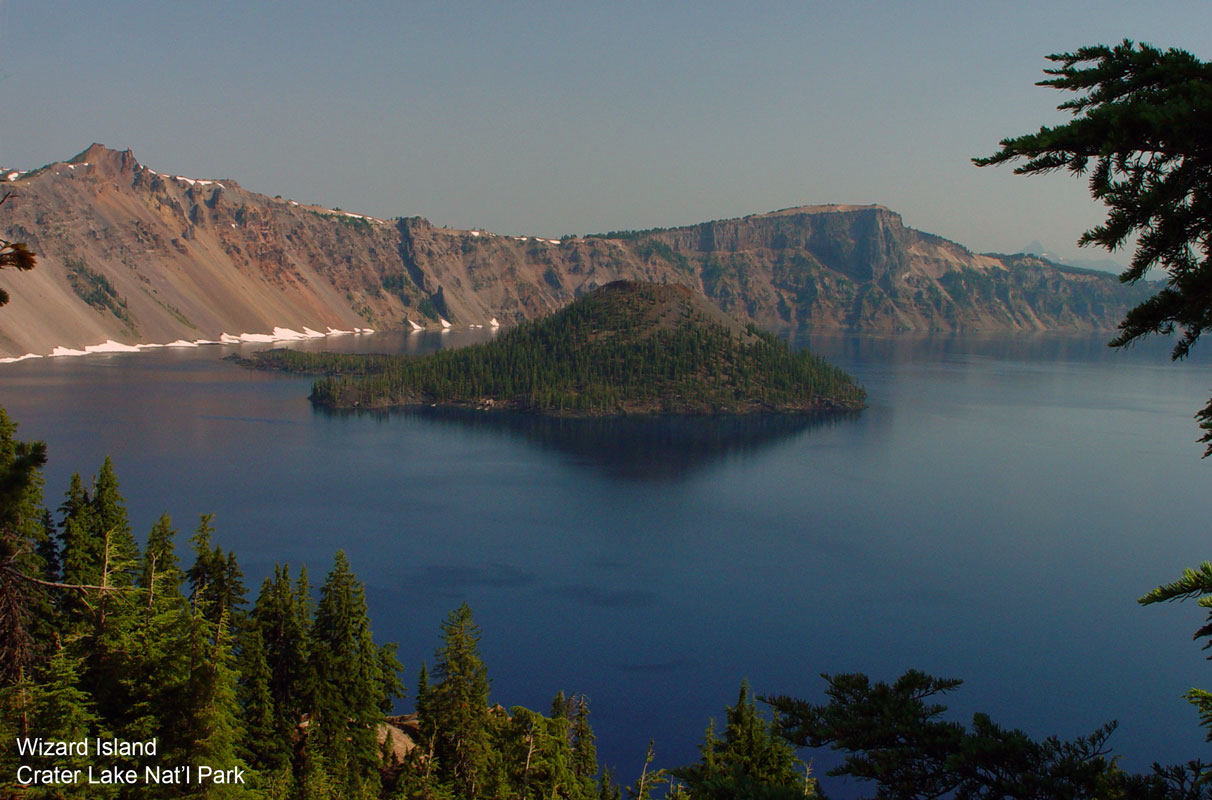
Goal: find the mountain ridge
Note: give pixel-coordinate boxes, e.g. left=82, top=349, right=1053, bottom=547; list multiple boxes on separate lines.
left=0, top=144, right=1154, bottom=358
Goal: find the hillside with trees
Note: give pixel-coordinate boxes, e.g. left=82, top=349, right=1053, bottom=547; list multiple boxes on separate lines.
left=240, top=281, right=866, bottom=416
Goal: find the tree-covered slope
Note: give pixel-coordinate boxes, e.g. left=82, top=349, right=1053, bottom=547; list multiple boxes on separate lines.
left=244, top=281, right=866, bottom=415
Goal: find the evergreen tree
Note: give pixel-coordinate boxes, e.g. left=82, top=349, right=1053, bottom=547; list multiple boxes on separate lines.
left=570, top=694, right=599, bottom=786
left=0, top=406, right=51, bottom=686
left=187, top=514, right=246, bottom=624
left=1, top=644, right=104, bottom=800
left=490, top=705, right=582, bottom=800
left=766, top=669, right=1126, bottom=799
left=675, top=681, right=805, bottom=800
left=429, top=603, right=491, bottom=799
left=1141, top=563, right=1212, bottom=742
left=976, top=41, right=1212, bottom=454
left=310, top=550, right=403, bottom=798
left=598, top=767, right=622, bottom=800
left=141, top=513, right=183, bottom=596
left=181, top=607, right=254, bottom=799
left=626, top=741, right=667, bottom=800
left=91, top=457, right=140, bottom=579
left=34, top=509, right=59, bottom=585
left=58, top=472, right=98, bottom=628
left=235, top=623, right=280, bottom=770
left=120, top=514, right=191, bottom=763
left=249, top=562, right=317, bottom=775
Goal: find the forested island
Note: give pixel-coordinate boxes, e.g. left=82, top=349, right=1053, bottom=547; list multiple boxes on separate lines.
left=237, top=281, right=866, bottom=416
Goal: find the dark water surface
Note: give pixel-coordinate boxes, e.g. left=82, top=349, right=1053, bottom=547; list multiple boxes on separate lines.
left=3, top=330, right=1211, bottom=793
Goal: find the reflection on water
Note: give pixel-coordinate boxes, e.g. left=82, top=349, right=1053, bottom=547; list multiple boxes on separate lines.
left=318, top=405, right=860, bottom=482
left=799, top=330, right=1209, bottom=366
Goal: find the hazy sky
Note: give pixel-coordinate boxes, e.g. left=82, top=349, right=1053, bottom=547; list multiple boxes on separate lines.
left=1, top=1, right=1209, bottom=265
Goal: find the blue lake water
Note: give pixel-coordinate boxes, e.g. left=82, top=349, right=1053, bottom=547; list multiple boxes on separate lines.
left=2, top=331, right=1211, bottom=794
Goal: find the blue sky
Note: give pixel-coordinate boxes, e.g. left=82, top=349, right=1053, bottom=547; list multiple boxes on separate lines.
left=1, top=1, right=1209, bottom=265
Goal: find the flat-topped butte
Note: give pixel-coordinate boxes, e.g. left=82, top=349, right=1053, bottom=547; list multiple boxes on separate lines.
left=240, top=281, right=866, bottom=416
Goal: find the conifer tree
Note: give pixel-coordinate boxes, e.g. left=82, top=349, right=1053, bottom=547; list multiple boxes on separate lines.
left=0, top=644, right=102, bottom=800
left=119, top=514, right=191, bottom=759
left=675, top=681, right=805, bottom=799
left=235, top=624, right=280, bottom=770
left=91, top=457, right=140, bottom=581
left=598, top=767, right=621, bottom=800
left=142, top=513, right=183, bottom=596
left=35, top=509, right=59, bottom=584
left=310, top=550, right=403, bottom=798
left=976, top=41, right=1212, bottom=454
left=571, top=694, right=599, bottom=788
left=429, top=603, right=492, bottom=799
left=182, top=608, right=254, bottom=799
left=491, top=705, right=583, bottom=800
left=250, top=565, right=316, bottom=758
left=187, top=514, right=246, bottom=625
left=0, top=407, right=52, bottom=686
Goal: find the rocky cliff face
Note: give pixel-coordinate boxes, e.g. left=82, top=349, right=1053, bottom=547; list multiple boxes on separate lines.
left=0, top=145, right=1151, bottom=357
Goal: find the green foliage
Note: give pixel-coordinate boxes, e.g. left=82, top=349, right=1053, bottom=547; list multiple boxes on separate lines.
left=0, top=407, right=51, bottom=686
left=429, top=603, right=492, bottom=798
left=765, top=669, right=1143, bottom=799
left=634, top=239, right=693, bottom=273
left=417, top=297, right=440, bottom=321
left=246, top=282, right=865, bottom=415
left=976, top=40, right=1212, bottom=454
left=675, top=681, right=808, bottom=800
left=1141, top=563, right=1212, bottom=745
left=382, top=272, right=414, bottom=303
left=65, top=257, right=134, bottom=327
left=309, top=550, right=403, bottom=797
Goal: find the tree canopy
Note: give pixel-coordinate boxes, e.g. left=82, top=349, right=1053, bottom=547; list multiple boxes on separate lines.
left=975, top=40, right=1212, bottom=453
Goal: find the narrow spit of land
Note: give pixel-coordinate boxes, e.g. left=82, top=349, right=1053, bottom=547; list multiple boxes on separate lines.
left=236, top=281, right=866, bottom=416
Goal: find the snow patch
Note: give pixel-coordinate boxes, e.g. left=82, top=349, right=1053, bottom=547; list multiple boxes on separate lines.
left=0, top=353, right=41, bottom=363
left=489, top=318, right=500, bottom=327
left=439, top=318, right=452, bottom=328
left=6, top=172, right=19, bottom=181
left=271, top=327, right=307, bottom=341
left=219, top=333, right=241, bottom=344
left=165, top=339, right=200, bottom=348
left=50, top=346, right=88, bottom=357
left=469, top=231, right=481, bottom=237
left=302, top=327, right=326, bottom=338
left=84, top=340, right=140, bottom=354
left=325, top=327, right=354, bottom=336
left=408, top=319, right=423, bottom=331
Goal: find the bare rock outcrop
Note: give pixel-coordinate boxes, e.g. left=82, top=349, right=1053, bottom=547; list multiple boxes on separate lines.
left=0, top=145, right=1153, bottom=358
